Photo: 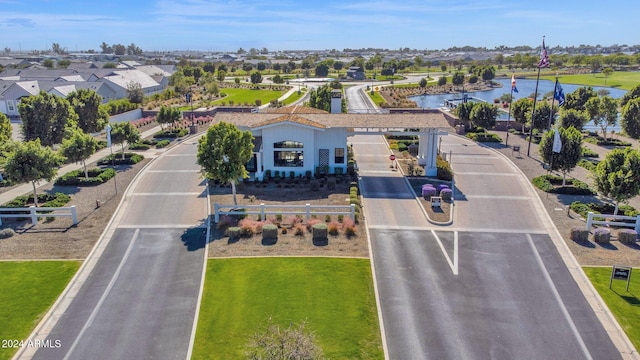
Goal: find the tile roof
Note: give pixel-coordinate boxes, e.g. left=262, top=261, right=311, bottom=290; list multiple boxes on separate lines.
left=213, top=110, right=451, bottom=130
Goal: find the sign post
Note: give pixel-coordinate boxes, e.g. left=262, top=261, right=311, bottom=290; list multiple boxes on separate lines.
left=389, top=154, right=396, bottom=170
left=610, top=265, right=632, bottom=291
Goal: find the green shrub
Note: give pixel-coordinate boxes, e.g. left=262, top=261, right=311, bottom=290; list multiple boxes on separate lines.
left=465, top=132, right=502, bottom=142
left=97, top=153, right=144, bottom=165
left=310, top=180, right=320, bottom=191
left=570, top=201, right=593, bottom=218
left=153, top=128, right=188, bottom=139
left=228, top=227, right=241, bottom=239
left=581, top=147, right=599, bottom=158
left=618, top=229, right=638, bottom=245
left=55, top=168, right=116, bottom=186
left=128, top=143, right=151, bottom=151
left=436, top=155, right=453, bottom=181
left=0, top=228, right=16, bottom=239
left=262, top=224, right=278, bottom=239
left=326, top=177, right=336, bottom=190
left=532, top=175, right=595, bottom=195
left=578, top=159, right=597, bottom=171
left=155, top=139, right=171, bottom=148
left=312, top=223, right=328, bottom=238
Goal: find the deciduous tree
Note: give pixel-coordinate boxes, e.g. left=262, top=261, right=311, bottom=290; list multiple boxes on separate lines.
left=126, top=81, right=144, bottom=104
left=156, top=105, right=182, bottom=129
left=60, top=129, right=98, bottom=179
left=564, top=86, right=597, bottom=112
left=592, top=147, right=640, bottom=215
left=4, top=139, right=64, bottom=206
left=67, top=89, right=109, bottom=134
left=0, top=112, right=11, bottom=144
left=110, top=122, right=140, bottom=159
left=585, top=96, right=618, bottom=139
left=250, top=71, right=263, bottom=85
left=19, top=91, right=78, bottom=146
left=539, top=126, right=582, bottom=185
left=558, top=109, right=589, bottom=131
left=197, top=122, right=253, bottom=205
left=470, top=102, right=498, bottom=131
left=621, top=98, right=640, bottom=139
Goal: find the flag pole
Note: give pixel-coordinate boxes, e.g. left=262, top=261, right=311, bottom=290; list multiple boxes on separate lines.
left=506, top=78, right=514, bottom=146
left=526, top=66, right=541, bottom=156
left=547, top=77, right=558, bottom=131
left=527, top=35, right=548, bottom=157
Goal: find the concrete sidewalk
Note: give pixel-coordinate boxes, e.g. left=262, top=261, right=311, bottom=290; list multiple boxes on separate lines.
left=0, top=125, right=165, bottom=206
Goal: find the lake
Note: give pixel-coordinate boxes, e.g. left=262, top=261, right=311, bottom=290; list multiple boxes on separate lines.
left=409, top=78, right=628, bottom=132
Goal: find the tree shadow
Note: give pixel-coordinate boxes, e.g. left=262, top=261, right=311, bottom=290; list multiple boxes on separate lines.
left=180, top=218, right=208, bottom=251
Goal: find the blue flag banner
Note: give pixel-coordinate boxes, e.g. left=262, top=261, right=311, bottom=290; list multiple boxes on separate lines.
left=553, top=127, right=562, bottom=153
left=511, top=74, right=518, bottom=93
left=554, top=79, right=565, bottom=106
left=106, top=124, right=112, bottom=148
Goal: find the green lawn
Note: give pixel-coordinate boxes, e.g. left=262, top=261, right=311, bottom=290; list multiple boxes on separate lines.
left=211, top=87, right=287, bottom=106
left=0, top=261, right=81, bottom=360
left=583, top=267, right=640, bottom=352
left=192, top=257, right=383, bottom=359
left=540, top=71, right=640, bottom=91
left=280, top=88, right=306, bottom=106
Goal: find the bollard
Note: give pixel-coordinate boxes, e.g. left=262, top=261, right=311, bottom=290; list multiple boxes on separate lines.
left=96, top=200, right=101, bottom=208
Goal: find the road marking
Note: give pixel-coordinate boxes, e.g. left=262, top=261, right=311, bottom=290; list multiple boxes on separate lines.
left=63, top=228, right=140, bottom=360
left=363, top=192, right=414, bottom=198
left=454, top=172, right=518, bottom=176
left=527, top=234, right=593, bottom=360
left=146, top=170, right=201, bottom=173
left=368, top=225, right=435, bottom=231
left=163, top=154, right=196, bottom=157
left=432, top=229, right=458, bottom=275
left=117, top=224, right=206, bottom=229
left=359, top=170, right=398, bottom=174
left=446, top=227, right=548, bottom=234
left=132, top=192, right=202, bottom=196
left=458, top=195, right=531, bottom=200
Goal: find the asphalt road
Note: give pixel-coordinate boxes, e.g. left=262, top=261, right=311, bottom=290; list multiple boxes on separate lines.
left=29, top=138, right=208, bottom=360
left=352, top=131, right=623, bottom=359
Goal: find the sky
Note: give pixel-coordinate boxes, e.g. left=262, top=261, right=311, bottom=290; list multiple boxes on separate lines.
left=0, top=0, right=636, bottom=53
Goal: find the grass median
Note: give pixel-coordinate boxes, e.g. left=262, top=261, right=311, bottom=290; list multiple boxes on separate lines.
left=192, top=257, right=383, bottom=359
left=583, top=266, right=640, bottom=351
left=0, top=261, right=80, bottom=360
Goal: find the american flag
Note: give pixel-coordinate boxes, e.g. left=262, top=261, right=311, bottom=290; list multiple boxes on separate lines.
left=538, top=38, right=549, bottom=68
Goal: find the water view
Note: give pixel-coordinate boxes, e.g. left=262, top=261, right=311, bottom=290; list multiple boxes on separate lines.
left=409, top=78, right=628, bottom=132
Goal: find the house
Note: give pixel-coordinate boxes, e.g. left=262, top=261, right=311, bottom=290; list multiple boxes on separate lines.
left=212, top=108, right=450, bottom=180
left=346, top=66, right=365, bottom=80
left=0, top=80, right=40, bottom=117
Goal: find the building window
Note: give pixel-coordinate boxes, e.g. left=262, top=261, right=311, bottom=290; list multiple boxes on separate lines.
left=7, top=100, right=15, bottom=111
left=274, top=140, right=303, bottom=149
left=274, top=151, right=303, bottom=167
left=335, top=148, right=345, bottom=164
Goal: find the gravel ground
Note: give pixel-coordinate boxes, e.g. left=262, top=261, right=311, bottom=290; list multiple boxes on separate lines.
left=0, top=158, right=150, bottom=259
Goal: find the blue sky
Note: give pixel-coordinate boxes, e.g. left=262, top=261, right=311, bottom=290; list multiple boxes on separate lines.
left=1, top=0, right=636, bottom=52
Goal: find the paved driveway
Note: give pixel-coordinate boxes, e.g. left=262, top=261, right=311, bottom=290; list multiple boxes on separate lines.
left=354, top=133, right=622, bottom=359
left=27, top=139, right=208, bottom=360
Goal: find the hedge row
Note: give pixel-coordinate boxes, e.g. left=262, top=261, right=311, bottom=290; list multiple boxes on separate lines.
left=2, top=192, right=71, bottom=209
left=570, top=201, right=639, bottom=219
left=532, top=175, right=595, bottom=195
left=466, top=132, right=502, bottom=142
left=153, top=128, right=188, bottom=139
left=55, top=168, right=116, bottom=186
left=97, top=153, right=145, bottom=166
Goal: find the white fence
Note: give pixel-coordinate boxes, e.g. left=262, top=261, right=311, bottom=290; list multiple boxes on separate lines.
left=0, top=206, right=78, bottom=226
left=585, top=211, right=640, bottom=233
left=109, top=108, right=143, bottom=123
left=214, top=203, right=355, bottom=223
